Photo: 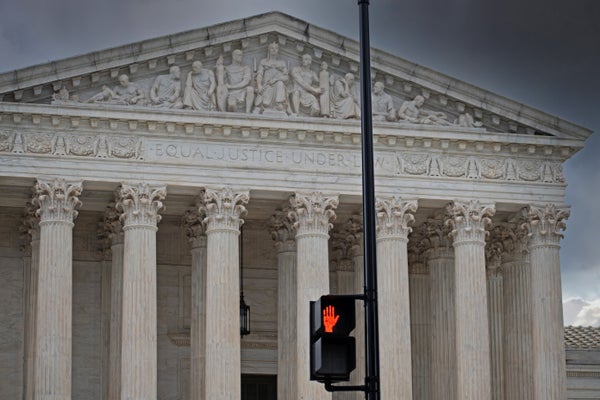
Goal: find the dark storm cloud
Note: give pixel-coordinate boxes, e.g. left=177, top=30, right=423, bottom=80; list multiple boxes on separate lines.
left=0, top=0, right=598, bottom=300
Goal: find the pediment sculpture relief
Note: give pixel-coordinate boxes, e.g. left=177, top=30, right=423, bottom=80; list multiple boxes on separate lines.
left=51, top=41, right=485, bottom=129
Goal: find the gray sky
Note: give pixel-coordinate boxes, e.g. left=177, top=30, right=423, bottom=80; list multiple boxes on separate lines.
left=1, top=0, right=599, bottom=320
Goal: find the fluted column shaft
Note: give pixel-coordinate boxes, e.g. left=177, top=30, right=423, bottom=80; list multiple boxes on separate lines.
left=351, top=236, right=365, bottom=400
left=409, top=263, right=431, bottom=400
left=426, top=247, right=455, bottom=400
left=524, top=204, right=569, bottom=400
left=99, top=253, right=110, bottom=400
left=487, top=266, right=504, bottom=400
left=200, top=188, right=249, bottom=400
left=108, top=235, right=124, bottom=399
left=269, top=208, right=298, bottom=400
left=23, top=210, right=40, bottom=400
left=290, top=192, right=338, bottom=400
left=117, top=183, right=166, bottom=400
left=447, top=200, right=495, bottom=400
left=503, top=252, right=533, bottom=400
left=33, top=179, right=82, bottom=400
left=183, top=208, right=208, bottom=400
left=375, top=197, right=417, bottom=400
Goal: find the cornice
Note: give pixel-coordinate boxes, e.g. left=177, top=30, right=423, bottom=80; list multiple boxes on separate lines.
left=0, top=102, right=582, bottom=158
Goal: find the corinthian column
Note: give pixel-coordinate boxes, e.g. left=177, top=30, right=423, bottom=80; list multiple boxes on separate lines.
left=269, top=207, right=297, bottom=400
left=33, top=178, right=82, bottom=400
left=501, top=222, right=533, bottom=400
left=422, top=214, right=455, bottom=400
left=446, top=200, right=495, bottom=400
left=117, top=183, right=166, bottom=400
left=182, top=207, right=207, bottom=400
left=290, top=192, right=338, bottom=400
left=523, top=204, right=569, bottom=400
left=104, top=203, right=124, bottom=400
left=375, top=196, right=417, bottom=400
left=21, top=203, right=39, bottom=400
left=199, top=187, right=249, bottom=400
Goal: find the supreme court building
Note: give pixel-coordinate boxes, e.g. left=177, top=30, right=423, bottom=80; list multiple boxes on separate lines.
left=0, top=12, right=594, bottom=400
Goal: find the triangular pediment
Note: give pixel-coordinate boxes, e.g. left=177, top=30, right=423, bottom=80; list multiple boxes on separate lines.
left=0, top=12, right=591, bottom=141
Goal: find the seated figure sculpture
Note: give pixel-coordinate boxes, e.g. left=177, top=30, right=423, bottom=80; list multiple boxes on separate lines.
left=215, top=50, right=255, bottom=113
left=150, top=66, right=183, bottom=109
left=290, top=54, right=321, bottom=117
left=398, top=95, right=450, bottom=125
left=87, top=74, right=146, bottom=105
left=183, top=61, right=216, bottom=111
left=372, top=81, right=396, bottom=122
left=255, top=42, right=289, bottom=115
left=331, top=73, right=360, bottom=119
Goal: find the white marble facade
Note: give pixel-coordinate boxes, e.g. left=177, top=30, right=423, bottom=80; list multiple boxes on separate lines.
left=0, top=11, right=594, bottom=400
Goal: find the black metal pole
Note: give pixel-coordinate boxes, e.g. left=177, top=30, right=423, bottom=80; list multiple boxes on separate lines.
left=357, top=1, right=380, bottom=399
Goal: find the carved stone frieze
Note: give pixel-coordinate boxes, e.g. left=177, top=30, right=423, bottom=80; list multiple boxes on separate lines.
left=116, top=183, right=166, bottom=228
left=522, top=204, right=569, bottom=246
left=375, top=197, right=418, bottom=239
left=198, top=187, right=249, bottom=232
left=33, top=178, right=83, bottom=223
left=396, top=152, right=564, bottom=184
left=0, top=131, right=143, bottom=160
left=289, top=192, right=338, bottom=237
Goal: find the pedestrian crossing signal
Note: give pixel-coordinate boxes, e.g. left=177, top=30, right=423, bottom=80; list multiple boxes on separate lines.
left=310, top=295, right=356, bottom=382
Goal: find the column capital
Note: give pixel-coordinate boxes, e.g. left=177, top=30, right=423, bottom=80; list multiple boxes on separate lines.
left=199, top=187, right=249, bottom=233
left=103, top=201, right=124, bottom=245
left=34, top=178, right=82, bottom=224
left=419, top=212, right=454, bottom=261
left=116, top=183, right=166, bottom=229
left=289, top=192, right=338, bottom=238
left=20, top=201, right=39, bottom=253
left=268, top=207, right=297, bottom=253
left=489, top=221, right=529, bottom=264
left=344, top=213, right=364, bottom=257
left=375, top=196, right=418, bottom=240
left=522, top=204, right=569, bottom=247
left=446, top=200, right=495, bottom=245
left=182, top=207, right=207, bottom=248
left=485, top=235, right=503, bottom=278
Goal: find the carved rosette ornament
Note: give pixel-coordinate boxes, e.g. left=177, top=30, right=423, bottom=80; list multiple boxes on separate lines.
left=522, top=204, right=569, bottom=247
left=33, top=178, right=83, bottom=224
left=375, top=196, right=418, bottom=240
left=268, top=207, right=297, bottom=253
left=199, top=187, right=249, bottom=232
left=116, top=183, right=166, bottom=229
left=446, top=200, right=496, bottom=245
left=289, top=192, right=339, bottom=238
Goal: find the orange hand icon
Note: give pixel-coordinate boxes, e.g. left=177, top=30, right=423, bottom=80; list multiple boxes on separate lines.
left=323, top=305, right=340, bottom=333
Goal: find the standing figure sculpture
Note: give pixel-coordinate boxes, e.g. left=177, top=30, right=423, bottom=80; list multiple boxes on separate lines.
left=372, top=81, right=396, bottom=122
left=319, top=62, right=331, bottom=117
left=398, top=95, right=450, bottom=125
left=183, top=61, right=216, bottom=111
left=150, top=66, right=183, bottom=109
left=290, top=54, right=321, bottom=117
left=216, top=50, right=255, bottom=113
left=255, top=42, right=289, bottom=115
left=331, top=73, right=360, bottom=119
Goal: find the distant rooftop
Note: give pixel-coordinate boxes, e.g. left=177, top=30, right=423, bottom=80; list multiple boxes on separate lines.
left=565, top=326, right=600, bottom=350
